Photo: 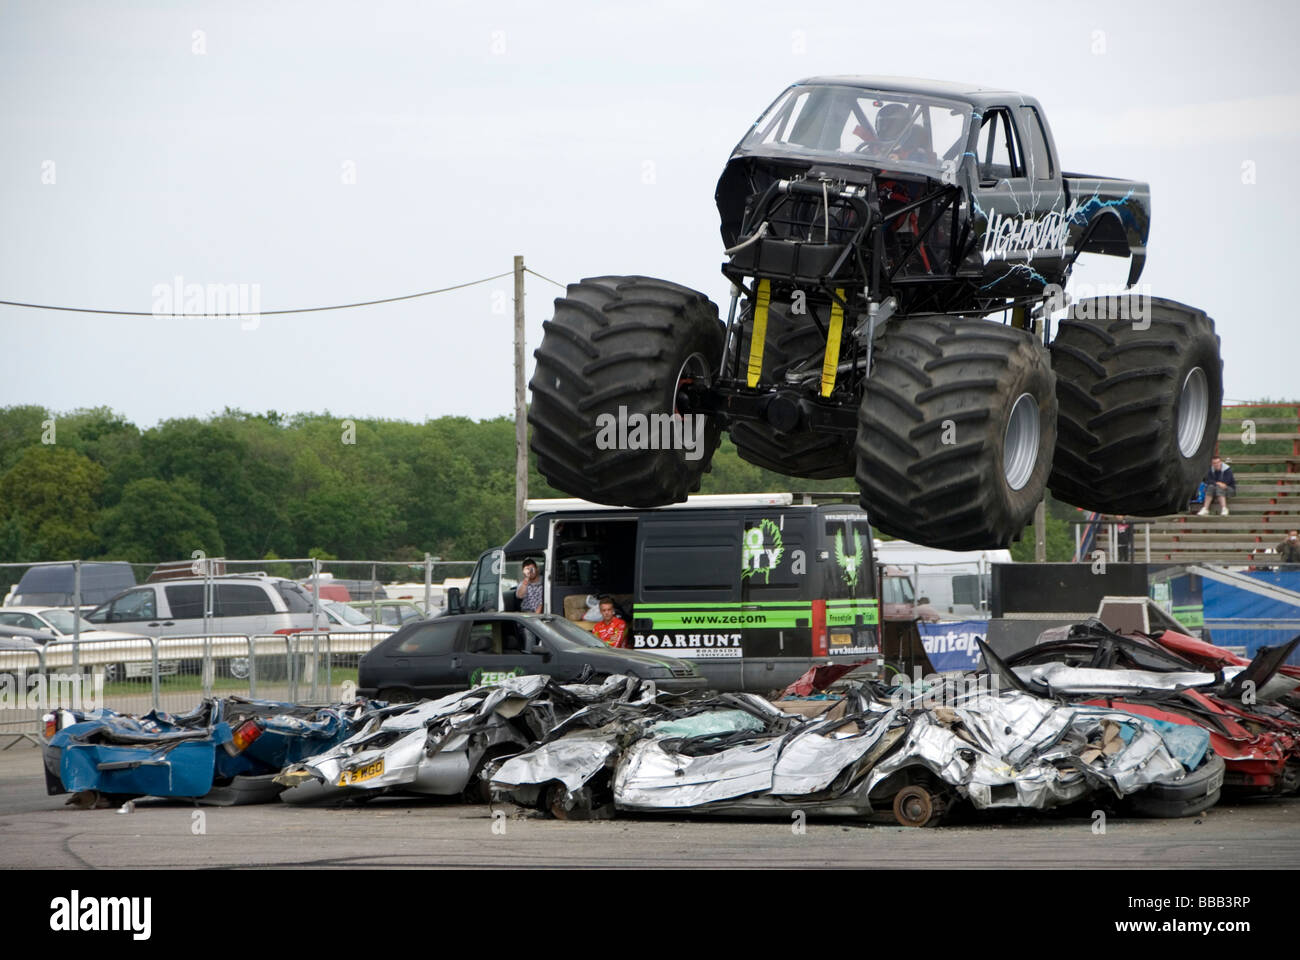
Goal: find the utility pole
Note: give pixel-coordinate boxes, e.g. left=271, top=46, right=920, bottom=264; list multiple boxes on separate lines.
left=514, top=255, right=527, bottom=530
left=1034, top=500, right=1047, bottom=562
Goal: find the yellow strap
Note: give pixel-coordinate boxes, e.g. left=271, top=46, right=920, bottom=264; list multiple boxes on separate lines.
left=746, top=279, right=770, bottom=388
left=821, top=289, right=844, bottom=397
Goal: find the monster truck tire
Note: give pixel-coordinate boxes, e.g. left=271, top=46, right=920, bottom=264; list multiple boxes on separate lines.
left=855, top=318, right=1057, bottom=549
left=730, top=300, right=856, bottom=479
left=1047, top=298, right=1222, bottom=515
left=1127, top=753, right=1224, bottom=818
left=528, top=276, right=724, bottom=506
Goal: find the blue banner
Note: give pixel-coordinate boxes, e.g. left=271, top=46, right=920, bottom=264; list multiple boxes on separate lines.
left=918, top=620, right=988, bottom=672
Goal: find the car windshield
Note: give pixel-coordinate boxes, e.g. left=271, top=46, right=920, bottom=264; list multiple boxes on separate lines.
left=39, top=609, right=97, bottom=633
left=533, top=616, right=608, bottom=650
left=327, top=601, right=374, bottom=626
left=740, top=84, right=971, bottom=177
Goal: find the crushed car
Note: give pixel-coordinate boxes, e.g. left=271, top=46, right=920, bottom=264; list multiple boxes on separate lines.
left=1000, top=619, right=1300, bottom=798
left=44, top=697, right=371, bottom=806
left=483, top=669, right=1218, bottom=825
left=275, top=674, right=661, bottom=804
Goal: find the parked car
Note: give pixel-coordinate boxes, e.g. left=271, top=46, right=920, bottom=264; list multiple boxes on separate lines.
left=357, top=612, right=705, bottom=701
left=0, top=606, right=167, bottom=681
left=5, top=561, right=136, bottom=611
left=85, top=574, right=327, bottom=680
left=346, top=599, right=425, bottom=628
left=321, top=600, right=396, bottom=635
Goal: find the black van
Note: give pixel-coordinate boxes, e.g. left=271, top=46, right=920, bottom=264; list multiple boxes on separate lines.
left=451, top=495, right=884, bottom=691
left=7, top=562, right=137, bottom=611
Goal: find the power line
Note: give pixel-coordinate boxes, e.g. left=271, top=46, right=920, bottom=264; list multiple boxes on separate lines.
left=0, top=270, right=517, bottom=318
left=524, top=267, right=566, bottom=290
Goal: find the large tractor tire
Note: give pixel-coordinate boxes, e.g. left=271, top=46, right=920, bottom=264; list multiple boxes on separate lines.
left=730, top=300, right=856, bottom=479
left=855, top=318, right=1057, bottom=549
left=528, top=276, right=724, bottom=507
left=1048, top=297, right=1222, bottom=516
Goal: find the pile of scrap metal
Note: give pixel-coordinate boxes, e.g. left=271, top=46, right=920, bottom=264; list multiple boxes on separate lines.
left=43, top=697, right=373, bottom=807
left=999, top=620, right=1300, bottom=803
left=471, top=674, right=1215, bottom=826
left=275, top=674, right=660, bottom=804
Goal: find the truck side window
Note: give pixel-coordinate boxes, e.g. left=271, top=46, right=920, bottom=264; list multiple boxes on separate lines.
left=1019, top=106, right=1054, bottom=180
left=976, top=109, right=1026, bottom=183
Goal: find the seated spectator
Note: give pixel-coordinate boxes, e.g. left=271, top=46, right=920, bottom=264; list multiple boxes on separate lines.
left=1278, top=530, right=1300, bottom=565
left=1195, top=455, right=1236, bottom=516
left=592, top=595, right=628, bottom=648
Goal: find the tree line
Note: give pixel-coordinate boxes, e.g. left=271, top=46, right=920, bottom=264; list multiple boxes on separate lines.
left=0, top=405, right=890, bottom=564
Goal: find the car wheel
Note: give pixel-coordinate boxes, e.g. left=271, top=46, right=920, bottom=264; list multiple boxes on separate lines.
left=228, top=657, right=251, bottom=680
left=377, top=687, right=416, bottom=704
left=893, top=783, right=946, bottom=827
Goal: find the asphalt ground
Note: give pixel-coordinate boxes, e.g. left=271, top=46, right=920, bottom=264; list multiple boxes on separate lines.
left=1, top=744, right=1297, bottom=869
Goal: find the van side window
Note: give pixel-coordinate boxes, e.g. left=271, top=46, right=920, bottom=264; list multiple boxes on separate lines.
left=164, top=584, right=206, bottom=619
left=110, top=589, right=156, bottom=622
left=277, top=581, right=313, bottom=612
left=741, top=515, right=805, bottom=601
left=216, top=584, right=276, bottom=617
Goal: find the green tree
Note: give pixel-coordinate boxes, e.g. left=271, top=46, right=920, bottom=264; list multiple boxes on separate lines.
left=0, top=445, right=104, bottom=559
left=97, top=477, right=224, bottom=562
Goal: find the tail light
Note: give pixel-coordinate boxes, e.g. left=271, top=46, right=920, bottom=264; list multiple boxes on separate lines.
left=228, top=719, right=265, bottom=754
left=812, top=599, right=828, bottom=657
left=43, top=712, right=57, bottom=739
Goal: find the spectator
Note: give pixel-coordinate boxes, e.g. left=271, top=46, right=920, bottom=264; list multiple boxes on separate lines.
left=515, top=558, right=544, bottom=613
left=912, top=595, right=942, bottom=622
left=592, top=595, right=628, bottom=648
left=1278, top=530, right=1300, bottom=565
left=1196, top=455, right=1236, bottom=516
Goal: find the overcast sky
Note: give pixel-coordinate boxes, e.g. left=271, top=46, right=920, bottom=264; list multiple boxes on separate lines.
left=2, top=0, right=1297, bottom=427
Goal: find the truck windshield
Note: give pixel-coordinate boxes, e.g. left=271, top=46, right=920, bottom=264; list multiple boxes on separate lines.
left=741, top=84, right=970, bottom=178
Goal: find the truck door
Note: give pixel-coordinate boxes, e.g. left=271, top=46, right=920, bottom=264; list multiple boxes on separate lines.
left=973, top=105, right=1066, bottom=294
left=464, top=549, right=505, bottom=612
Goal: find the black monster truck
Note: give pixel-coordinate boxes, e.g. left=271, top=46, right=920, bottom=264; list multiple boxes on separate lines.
left=528, top=77, right=1222, bottom=549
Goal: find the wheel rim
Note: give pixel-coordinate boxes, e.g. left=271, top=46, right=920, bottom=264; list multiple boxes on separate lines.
left=1003, top=393, right=1041, bottom=491
left=1177, top=367, right=1209, bottom=458
left=895, top=786, right=934, bottom=827
left=674, top=352, right=710, bottom=417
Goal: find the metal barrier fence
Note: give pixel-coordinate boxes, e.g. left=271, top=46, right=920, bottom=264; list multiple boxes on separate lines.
left=0, top=630, right=392, bottom=747
left=1203, top=620, right=1300, bottom=664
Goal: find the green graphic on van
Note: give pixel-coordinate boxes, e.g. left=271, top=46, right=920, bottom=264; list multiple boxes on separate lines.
left=741, top=518, right=784, bottom=583
left=470, top=667, right=525, bottom=686
left=834, top=530, right=865, bottom=591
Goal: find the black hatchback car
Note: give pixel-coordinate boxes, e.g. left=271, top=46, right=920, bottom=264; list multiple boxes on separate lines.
left=357, top=613, right=706, bottom=700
